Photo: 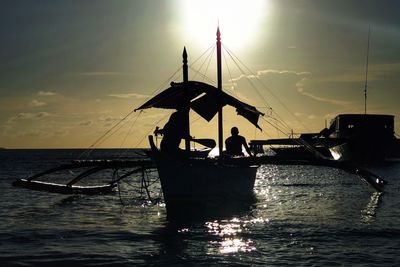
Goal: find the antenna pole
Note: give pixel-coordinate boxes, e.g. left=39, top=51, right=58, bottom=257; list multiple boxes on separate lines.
left=217, top=27, right=223, bottom=158
left=364, top=25, right=371, bottom=115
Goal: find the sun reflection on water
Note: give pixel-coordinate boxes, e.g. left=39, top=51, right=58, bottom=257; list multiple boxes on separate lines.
left=219, top=238, right=256, bottom=254
left=205, top=217, right=269, bottom=254
left=361, top=192, right=383, bottom=223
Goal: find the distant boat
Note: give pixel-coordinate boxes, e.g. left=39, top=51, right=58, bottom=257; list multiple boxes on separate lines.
left=325, top=114, right=397, bottom=162
left=249, top=27, right=399, bottom=164
left=135, top=28, right=264, bottom=218
left=250, top=113, right=398, bottom=163
left=249, top=134, right=335, bottom=161
left=326, top=28, right=400, bottom=163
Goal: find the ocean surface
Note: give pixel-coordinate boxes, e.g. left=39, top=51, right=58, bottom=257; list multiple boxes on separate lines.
left=1, top=149, right=400, bottom=266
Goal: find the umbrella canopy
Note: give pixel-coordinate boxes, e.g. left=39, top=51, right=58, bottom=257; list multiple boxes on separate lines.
left=135, top=81, right=264, bottom=129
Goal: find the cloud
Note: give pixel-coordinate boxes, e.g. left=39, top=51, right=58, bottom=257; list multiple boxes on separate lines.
left=78, top=72, right=133, bottom=77
left=295, top=75, right=352, bottom=107
left=38, top=91, right=56, bottom=96
left=14, top=129, right=68, bottom=139
left=29, top=99, right=46, bottom=107
left=307, top=114, right=316, bottom=120
left=108, top=93, right=149, bottom=99
left=293, top=112, right=316, bottom=120
left=15, top=129, right=45, bottom=138
left=298, top=90, right=351, bottom=106
left=98, top=116, right=122, bottom=122
left=53, top=129, right=69, bottom=137
left=78, top=120, right=93, bottom=126
left=7, top=112, right=51, bottom=124
left=294, top=112, right=304, bottom=117
left=97, top=115, right=123, bottom=127
left=257, top=69, right=312, bottom=78
left=229, top=69, right=311, bottom=83
left=231, top=69, right=351, bottom=107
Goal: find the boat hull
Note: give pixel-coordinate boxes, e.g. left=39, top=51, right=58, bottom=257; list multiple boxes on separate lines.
left=149, top=136, right=258, bottom=219
left=329, top=138, right=393, bottom=162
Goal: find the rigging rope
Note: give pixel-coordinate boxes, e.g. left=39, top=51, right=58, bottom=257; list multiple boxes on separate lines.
left=223, top=49, right=238, bottom=97
left=223, top=47, right=293, bottom=137
left=133, top=112, right=171, bottom=148
left=120, top=111, right=142, bottom=148
left=191, top=44, right=215, bottom=82
left=78, top=109, right=136, bottom=159
left=189, top=66, right=215, bottom=84
left=223, top=44, right=310, bottom=134
left=79, top=55, right=185, bottom=159
left=220, top=44, right=330, bottom=158
left=135, top=66, right=183, bottom=110
left=82, top=41, right=319, bottom=160
left=118, top=111, right=145, bottom=158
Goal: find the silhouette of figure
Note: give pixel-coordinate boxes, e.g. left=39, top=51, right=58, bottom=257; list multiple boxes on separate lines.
left=225, top=127, right=252, bottom=156
left=156, top=109, right=190, bottom=155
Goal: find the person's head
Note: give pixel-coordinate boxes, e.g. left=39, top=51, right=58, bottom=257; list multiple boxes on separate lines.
left=231, top=127, right=239, bottom=136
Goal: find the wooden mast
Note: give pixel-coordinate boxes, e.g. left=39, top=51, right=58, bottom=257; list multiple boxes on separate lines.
left=364, top=26, right=371, bottom=115
left=182, top=47, right=191, bottom=153
left=216, top=27, right=223, bottom=158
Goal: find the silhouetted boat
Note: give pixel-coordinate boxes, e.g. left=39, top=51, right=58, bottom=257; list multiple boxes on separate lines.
left=11, top=28, right=389, bottom=211
left=250, top=28, right=399, bottom=164
left=135, top=28, right=264, bottom=217
left=250, top=113, right=398, bottom=163
left=324, top=114, right=396, bottom=162
left=249, top=134, right=336, bottom=161
left=324, top=29, right=399, bottom=163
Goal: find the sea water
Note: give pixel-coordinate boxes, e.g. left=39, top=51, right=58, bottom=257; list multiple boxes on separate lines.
left=1, top=149, right=399, bottom=266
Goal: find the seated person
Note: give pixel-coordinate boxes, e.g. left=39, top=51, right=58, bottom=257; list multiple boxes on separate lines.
left=225, top=127, right=253, bottom=157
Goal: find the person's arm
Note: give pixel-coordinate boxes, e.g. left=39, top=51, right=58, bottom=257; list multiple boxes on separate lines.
left=154, top=126, right=164, bottom=136
left=242, top=137, right=253, bottom=157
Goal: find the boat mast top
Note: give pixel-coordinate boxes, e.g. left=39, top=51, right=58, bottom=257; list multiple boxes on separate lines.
left=216, top=27, right=223, bottom=158
left=182, top=46, right=190, bottom=153
left=364, top=26, right=371, bottom=115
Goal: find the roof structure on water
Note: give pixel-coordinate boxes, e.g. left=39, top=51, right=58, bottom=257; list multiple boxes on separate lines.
left=135, top=81, right=264, bottom=129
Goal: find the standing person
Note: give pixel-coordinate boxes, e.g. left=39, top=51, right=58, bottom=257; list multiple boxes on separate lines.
left=156, top=108, right=190, bottom=156
left=225, top=126, right=253, bottom=157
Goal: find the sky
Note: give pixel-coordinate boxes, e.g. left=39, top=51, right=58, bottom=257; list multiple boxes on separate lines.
left=1, top=0, right=399, bottom=148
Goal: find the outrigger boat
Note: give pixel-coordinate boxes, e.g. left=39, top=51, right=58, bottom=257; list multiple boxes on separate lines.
left=134, top=28, right=264, bottom=217
left=135, top=28, right=390, bottom=216
left=12, top=28, right=389, bottom=218
left=12, top=28, right=264, bottom=217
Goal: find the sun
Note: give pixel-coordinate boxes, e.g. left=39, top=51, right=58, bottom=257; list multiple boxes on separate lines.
left=177, top=0, right=268, bottom=51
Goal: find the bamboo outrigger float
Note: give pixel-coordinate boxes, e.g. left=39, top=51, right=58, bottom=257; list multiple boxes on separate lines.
left=13, top=159, right=155, bottom=195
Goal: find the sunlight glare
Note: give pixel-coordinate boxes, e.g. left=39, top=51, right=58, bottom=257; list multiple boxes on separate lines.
left=178, top=0, right=268, bottom=50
